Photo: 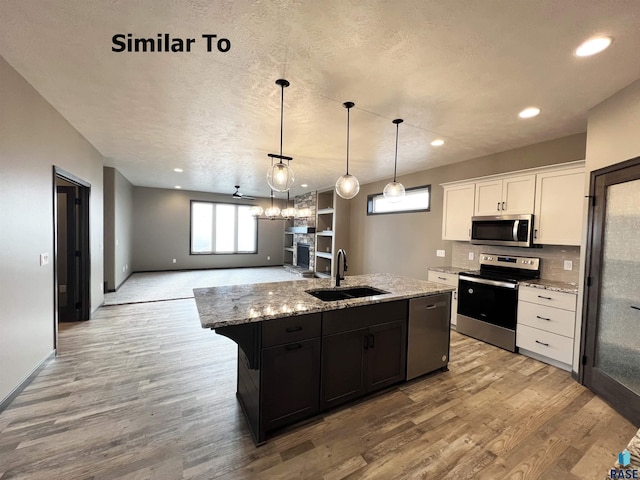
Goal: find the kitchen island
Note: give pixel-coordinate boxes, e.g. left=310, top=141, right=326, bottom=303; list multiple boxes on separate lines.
left=195, top=273, right=454, bottom=445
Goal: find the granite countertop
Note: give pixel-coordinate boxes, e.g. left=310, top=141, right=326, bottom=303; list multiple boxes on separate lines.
left=428, top=266, right=474, bottom=275
left=519, top=278, right=579, bottom=294
left=194, top=273, right=455, bottom=329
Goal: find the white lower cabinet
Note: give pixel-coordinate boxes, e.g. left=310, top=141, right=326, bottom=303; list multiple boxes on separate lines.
left=516, top=286, right=577, bottom=370
left=427, top=271, right=458, bottom=327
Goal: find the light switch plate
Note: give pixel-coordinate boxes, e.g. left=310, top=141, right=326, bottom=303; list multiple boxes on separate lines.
left=564, top=260, right=573, bottom=271
left=436, top=250, right=445, bottom=258
left=40, top=253, right=49, bottom=266
left=468, top=252, right=474, bottom=260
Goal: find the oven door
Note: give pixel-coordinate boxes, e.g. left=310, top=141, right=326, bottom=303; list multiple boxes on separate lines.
left=457, top=275, right=518, bottom=330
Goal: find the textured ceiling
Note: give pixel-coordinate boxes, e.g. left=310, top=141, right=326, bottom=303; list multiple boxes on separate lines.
left=1, top=1, right=640, bottom=198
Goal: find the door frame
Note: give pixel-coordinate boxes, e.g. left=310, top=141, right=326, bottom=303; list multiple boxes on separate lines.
left=52, top=167, right=91, bottom=348
left=579, top=155, right=640, bottom=426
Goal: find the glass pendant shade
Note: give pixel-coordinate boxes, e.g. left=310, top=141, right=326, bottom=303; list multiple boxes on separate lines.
left=335, top=174, right=360, bottom=199
left=267, top=162, right=294, bottom=192
left=281, top=207, right=298, bottom=218
left=264, top=205, right=281, bottom=218
left=249, top=205, right=264, bottom=216
left=297, top=207, right=311, bottom=218
left=383, top=181, right=406, bottom=202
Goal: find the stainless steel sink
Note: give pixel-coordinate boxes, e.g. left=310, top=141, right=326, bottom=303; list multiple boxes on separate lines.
left=305, top=286, right=389, bottom=302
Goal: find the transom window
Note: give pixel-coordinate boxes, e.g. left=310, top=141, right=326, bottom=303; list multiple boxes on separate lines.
left=367, top=185, right=431, bottom=215
left=190, top=201, right=257, bottom=254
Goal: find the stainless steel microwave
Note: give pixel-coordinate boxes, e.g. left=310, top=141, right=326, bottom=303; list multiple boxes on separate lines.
left=470, top=214, right=534, bottom=247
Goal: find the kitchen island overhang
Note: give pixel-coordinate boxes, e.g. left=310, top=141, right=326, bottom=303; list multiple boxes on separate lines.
left=194, top=273, right=454, bottom=445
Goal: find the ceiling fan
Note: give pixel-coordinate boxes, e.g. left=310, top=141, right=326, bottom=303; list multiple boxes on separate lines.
left=232, top=185, right=255, bottom=200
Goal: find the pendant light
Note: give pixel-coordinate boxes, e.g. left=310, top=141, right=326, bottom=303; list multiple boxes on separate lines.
left=264, top=190, right=281, bottom=219
left=335, top=101, right=360, bottom=199
left=267, top=79, right=294, bottom=192
left=281, top=191, right=298, bottom=218
left=383, top=118, right=406, bottom=203
left=249, top=205, right=264, bottom=216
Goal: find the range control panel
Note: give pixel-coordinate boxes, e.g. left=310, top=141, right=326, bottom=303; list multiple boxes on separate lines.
left=479, top=254, right=540, bottom=271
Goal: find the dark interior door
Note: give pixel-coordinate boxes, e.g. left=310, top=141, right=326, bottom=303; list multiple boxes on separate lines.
left=582, top=156, right=640, bottom=426
left=56, top=185, right=79, bottom=322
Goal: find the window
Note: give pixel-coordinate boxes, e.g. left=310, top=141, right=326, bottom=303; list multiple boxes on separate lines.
left=367, top=185, right=431, bottom=215
left=190, top=201, right=257, bottom=254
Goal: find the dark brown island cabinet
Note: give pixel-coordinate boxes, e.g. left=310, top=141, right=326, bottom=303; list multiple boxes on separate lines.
left=214, top=297, right=449, bottom=445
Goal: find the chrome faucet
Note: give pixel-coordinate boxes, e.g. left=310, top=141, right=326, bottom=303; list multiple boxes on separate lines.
left=336, top=249, right=347, bottom=287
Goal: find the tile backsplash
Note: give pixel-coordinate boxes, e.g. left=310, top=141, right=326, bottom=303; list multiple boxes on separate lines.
left=451, top=242, right=581, bottom=284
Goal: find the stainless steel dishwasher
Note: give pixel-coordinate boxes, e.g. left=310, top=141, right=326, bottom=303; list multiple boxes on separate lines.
left=406, top=293, right=451, bottom=380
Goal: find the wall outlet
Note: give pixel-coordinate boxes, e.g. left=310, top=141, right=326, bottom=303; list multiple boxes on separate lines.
left=122, top=266, right=126, bottom=272
left=436, top=250, right=445, bottom=258
left=564, top=260, right=573, bottom=271
left=267, top=255, right=271, bottom=261
left=172, top=258, right=177, bottom=263
left=468, top=252, right=474, bottom=261
left=125, top=264, right=128, bottom=270
left=40, top=253, right=49, bottom=266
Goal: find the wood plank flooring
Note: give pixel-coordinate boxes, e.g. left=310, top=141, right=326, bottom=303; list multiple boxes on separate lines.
left=0, top=298, right=636, bottom=479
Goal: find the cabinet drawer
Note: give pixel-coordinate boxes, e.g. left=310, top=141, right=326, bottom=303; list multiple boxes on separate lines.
left=516, top=324, right=573, bottom=365
left=262, top=313, right=321, bottom=347
left=428, top=271, right=458, bottom=287
left=519, top=286, right=576, bottom=311
left=517, top=301, right=575, bottom=338
left=323, top=300, right=408, bottom=335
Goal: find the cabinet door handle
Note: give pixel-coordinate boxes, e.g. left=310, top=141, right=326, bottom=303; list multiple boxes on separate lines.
left=454, top=291, right=457, bottom=300
left=536, top=315, right=551, bottom=321
left=535, top=340, right=550, bottom=347
left=502, top=201, right=506, bottom=211
left=285, top=343, right=302, bottom=351
left=438, top=276, right=447, bottom=280
left=537, top=295, right=553, bottom=300
left=631, top=305, right=640, bottom=311
left=369, top=334, right=375, bottom=348
left=363, top=335, right=369, bottom=350
left=497, top=202, right=501, bottom=211
left=468, top=228, right=471, bottom=238
left=285, top=326, right=303, bottom=333
left=534, top=229, right=538, bottom=239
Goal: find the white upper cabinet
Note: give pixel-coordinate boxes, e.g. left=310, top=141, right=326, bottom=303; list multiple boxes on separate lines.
left=474, top=174, right=536, bottom=216
left=442, top=183, right=475, bottom=241
left=533, top=168, right=585, bottom=246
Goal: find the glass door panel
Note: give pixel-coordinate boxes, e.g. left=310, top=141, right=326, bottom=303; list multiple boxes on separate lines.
left=595, top=179, right=640, bottom=395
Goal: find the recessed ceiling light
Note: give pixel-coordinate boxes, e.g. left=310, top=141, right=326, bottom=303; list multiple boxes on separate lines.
left=301, top=184, right=308, bottom=188
left=175, top=185, right=182, bottom=189
left=174, top=168, right=183, bottom=173
left=431, top=139, right=445, bottom=147
left=518, top=107, right=541, bottom=119
left=575, top=36, right=613, bottom=57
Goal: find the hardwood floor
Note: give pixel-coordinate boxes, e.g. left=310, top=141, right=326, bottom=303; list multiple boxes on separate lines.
left=0, top=298, right=635, bottom=479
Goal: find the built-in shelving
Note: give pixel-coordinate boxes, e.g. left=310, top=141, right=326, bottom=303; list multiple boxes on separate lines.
left=313, top=189, right=350, bottom=278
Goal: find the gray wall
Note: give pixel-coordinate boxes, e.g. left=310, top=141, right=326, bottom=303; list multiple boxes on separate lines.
left=132, top=187, right=286, bottom=271
left=103, top=167, right=134, bottom=290
left=0, top=56, right=104, bottom=404
left=348, top=133, right=587, bottom=279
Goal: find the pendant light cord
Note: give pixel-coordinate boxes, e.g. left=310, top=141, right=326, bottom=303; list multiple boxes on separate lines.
left=346, top=107, right=350, bottom=175
left=393, top=122, right=399, bottom=182
left=279, top=83, right=284, bottom=160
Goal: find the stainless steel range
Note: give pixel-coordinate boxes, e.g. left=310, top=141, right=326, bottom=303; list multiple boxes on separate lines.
left=457, top=254, right=540, bottom=352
